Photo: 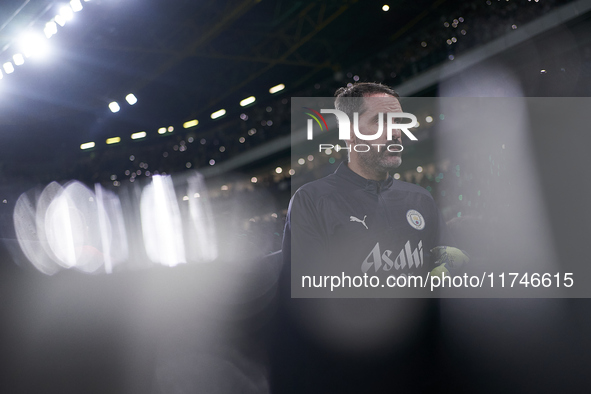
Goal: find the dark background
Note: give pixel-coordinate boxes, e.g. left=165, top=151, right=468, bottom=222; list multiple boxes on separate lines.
left=1, top=0, right=591, bottom=392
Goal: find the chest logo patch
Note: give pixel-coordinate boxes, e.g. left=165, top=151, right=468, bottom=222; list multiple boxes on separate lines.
left=406, top=210, right=425, bottom=230
left=350, top=215, right=368, bottom=230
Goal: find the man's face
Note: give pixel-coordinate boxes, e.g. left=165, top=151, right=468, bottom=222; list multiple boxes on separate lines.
left=350, top=93, right=403, bottom=173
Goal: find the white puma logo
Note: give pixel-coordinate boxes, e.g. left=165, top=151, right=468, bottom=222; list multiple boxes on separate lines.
left=350, top=215, right=368, bottom=230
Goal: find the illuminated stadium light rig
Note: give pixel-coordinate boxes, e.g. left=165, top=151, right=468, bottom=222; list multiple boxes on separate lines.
left=59, top=6, right=74, bottom=23
left=3, top=62, right=15, bottom=74
left=13, top=54, right=24, bottom=66
left=20, top=32, right=50, bottom=58
left=183, top=119, right=198, bottom=129
left=131, top=131, right=147, bottom=140
left=54, top=14, right=66, bottom=27
left=44, top=21, right=58, bottom=38
left=80, top=142, right=95, bottom=150
left=269, top=84, right=285, bottom=94
left=240, top=96, right=256, bottom=106
left=70, top=0, right=84, bottom=12
left=108, top=102, right=120, bottom=113
left=125, top=93, right=137, bottom=105
left=211, top=109, right=226, bottom=119
left=1, top=0, right=89, bottom=81
left=78, top=68, right=289, bottom=155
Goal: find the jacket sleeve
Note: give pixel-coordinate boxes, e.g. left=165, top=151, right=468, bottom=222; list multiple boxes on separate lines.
left=435, top=207, right=456, bottom=248
left=281, top=188, right=331, bottom=291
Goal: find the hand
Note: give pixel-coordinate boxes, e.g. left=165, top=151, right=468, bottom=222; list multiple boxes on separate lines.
left=429, top=246, right=469, bottom=278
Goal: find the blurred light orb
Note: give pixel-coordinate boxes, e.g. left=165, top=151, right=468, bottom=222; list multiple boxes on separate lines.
left=44, top=21, right=58, bottom=38
left=125, top=93, right=137, bottom=105
left=70, top=0, right=83, bottom=12
left=109, top=102, right=120, bottom=113
left=59, top=6, right=74, bottom=21
left=3, top=62, right=14, bottom=74
left=20, top=31, right=50, bottom=58
left=13, top=54, right=25, bottom=65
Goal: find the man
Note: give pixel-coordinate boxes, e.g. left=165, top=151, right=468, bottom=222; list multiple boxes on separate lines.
left=269, top=83, right=463, bottom=393
left=283, top=83, right=456, bottom=297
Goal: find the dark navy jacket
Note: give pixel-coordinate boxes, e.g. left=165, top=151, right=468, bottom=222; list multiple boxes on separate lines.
left=283, top=161, right=453, bottom=296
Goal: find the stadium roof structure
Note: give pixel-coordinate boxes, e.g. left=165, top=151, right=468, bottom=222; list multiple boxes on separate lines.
left=0, top=0, right=588, bottom=183
left=0, top=0, right=440, bottom=147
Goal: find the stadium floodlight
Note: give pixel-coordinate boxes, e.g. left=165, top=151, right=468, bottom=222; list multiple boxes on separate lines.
left=44, top=21, right=58, bottom=38
left=106, top=137, right=121, bottom=144
left=240, top=96, right=256, bottom=106
left=20, top=32, right=49, bottom=57
left=183, top=119, right=199, bottom=129
left=109, top=102, right=120, bottom=113
left=80, top=142, right=95, bottom=150
left=211, top=109, right=226, bottom=119
left=13, top=54, right=24, bottom=66
left=54, top=15, right=66, bottom=27
left=70, top=0, right=83, bottom=12
left=269, top=84, right=285, bottom=94
left=3, top=62, right=14, bottom=74
left=158, top=127, right=166, bottom=134
left=131, top=131, right=146, bottom=140
left=382, top=5, right=390, bottom=11
left=125, top=93, right=137, bottom=105
left=60, top=6, right=74, bottom=21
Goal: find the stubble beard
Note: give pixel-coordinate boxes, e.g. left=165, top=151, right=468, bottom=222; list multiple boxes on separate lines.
left=353, top=137, right=402, bottom=175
